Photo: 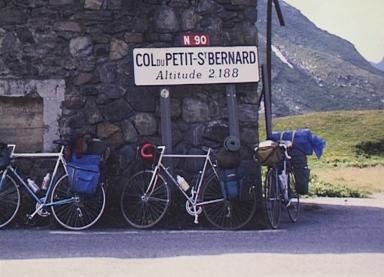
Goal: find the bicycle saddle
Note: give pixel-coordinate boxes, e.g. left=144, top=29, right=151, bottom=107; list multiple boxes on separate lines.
left=53, top=139, right=70, bottom=146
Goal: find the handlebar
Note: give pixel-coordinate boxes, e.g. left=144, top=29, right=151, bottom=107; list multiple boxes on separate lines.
left=278, top=140, right=292, bottom=160
left=7, top=144, right=16, bottom=157
left=7, top=143, right=65, bottom=159
left=138, top=144, right=213, bottom=161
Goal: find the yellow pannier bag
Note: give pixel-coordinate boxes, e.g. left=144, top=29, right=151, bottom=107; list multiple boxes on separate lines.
left=256, top=140, right=282, bottom=167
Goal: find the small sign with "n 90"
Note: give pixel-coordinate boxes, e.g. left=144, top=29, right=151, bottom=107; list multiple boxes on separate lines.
left=183, top=34, right=210, bottom=47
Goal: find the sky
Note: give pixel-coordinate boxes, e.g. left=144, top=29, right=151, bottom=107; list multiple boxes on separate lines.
left=283, top=0, right=384, bottom=63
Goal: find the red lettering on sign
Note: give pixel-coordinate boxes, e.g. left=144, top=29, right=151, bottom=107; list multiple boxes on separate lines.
left=182, top=34, right=210, bottom=46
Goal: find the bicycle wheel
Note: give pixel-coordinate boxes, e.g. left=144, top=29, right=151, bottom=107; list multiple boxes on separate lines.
left=0, top=173, right=20, bottom=228
left=264, top=168, right=281, bottom=229
left=201, top=173, right=256, bottom=230
left=51, top=175, right=106, bottom=230
left=287, top=171, right=300, bottom=223
left=120, top=170, right=170, bottom=229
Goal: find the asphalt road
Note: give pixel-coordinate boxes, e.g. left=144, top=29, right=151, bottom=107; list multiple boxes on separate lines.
left=1, top=196, right=384, bottom=277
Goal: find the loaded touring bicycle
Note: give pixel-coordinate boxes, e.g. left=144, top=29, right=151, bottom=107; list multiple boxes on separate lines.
left=0, top=138, right=108, bottom=230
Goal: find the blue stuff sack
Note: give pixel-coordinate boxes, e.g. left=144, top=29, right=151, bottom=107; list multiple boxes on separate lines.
left=219, top=168, right=240, bottom=200
left=271, top=129, right=326, bottom=159
left=67, top=154, right=102, bottom=194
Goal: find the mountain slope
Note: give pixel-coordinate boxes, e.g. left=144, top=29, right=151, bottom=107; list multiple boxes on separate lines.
left=371, top=58, right=384, bottom=72
left=257, top=0, right=384, bottom=116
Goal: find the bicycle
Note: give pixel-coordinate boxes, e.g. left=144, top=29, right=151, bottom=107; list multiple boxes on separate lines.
left=0, top=141, right=106, bottom=230
left=120, top=144, right=257, bottom=230
left=255, top=140, right=300, bottom=229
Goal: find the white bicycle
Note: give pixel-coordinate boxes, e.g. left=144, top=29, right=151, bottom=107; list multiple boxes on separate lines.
left=120, top=144, right=257, bottom=230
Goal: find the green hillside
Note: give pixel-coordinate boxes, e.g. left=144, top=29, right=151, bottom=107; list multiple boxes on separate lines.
left=259, top=110, right=384, bottom=167
left=259, top=110, right=384, bottom=195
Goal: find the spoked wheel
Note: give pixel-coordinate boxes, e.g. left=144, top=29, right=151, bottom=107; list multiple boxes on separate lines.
left=202, top=174, right=256, bottom=230
left=120, top=170, right=170, bottom=229
left=51, top=175, right=106, bottom=230
left=0, top=173, right=20, bottom=228
left=264, top=169, right=281, bottom=229
left=287, top=172, right=300, bottom=223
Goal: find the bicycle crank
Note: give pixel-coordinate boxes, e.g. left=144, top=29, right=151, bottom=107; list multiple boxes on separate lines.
left=35, top=203, right=51, bottom=217
left=185, top=200, right=202, bottom=216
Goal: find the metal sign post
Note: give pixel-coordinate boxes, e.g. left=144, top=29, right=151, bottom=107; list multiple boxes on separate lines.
left=261, top=65, right=273, bottom=139
left=159, top=88, right=173, bottom=170
left=226, top=84, right=240, bottom=139
left=267, top=0, right=285, bottom=90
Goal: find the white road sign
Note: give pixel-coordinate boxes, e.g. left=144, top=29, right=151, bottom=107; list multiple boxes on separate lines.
left=133, top=46, right=260, bottom=86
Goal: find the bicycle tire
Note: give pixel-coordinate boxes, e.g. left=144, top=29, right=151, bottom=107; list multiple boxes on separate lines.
left=51, top=175, right=106, bottom=230
left=201, top=173, right=256, bottom=230
left=120, top=170, right=170, bottom=229
left=287, top=171, right=300, bottom=223
left=264, top=168, right=281, bottom=229
left=0, top=173, right=20, bottom=228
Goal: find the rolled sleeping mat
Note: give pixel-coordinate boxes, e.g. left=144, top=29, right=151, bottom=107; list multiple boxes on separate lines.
left=224, top=136, right=241, bottom=152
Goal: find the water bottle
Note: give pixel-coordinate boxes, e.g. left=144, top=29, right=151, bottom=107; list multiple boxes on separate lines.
left=27, top=178, right=40, bottom=194
left=41, top=173, right=50, bottom=191
left=278, top=173, right=289, bottom=201
left=176, top=175, right=190, bottom=191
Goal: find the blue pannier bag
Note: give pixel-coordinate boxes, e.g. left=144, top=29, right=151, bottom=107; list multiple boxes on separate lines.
left=67, top=154, right=102, bottom=194
left=219, top=168, right=240, bottom=200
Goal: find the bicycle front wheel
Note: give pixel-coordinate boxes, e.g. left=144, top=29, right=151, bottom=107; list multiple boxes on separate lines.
left=287, top=171, right=300, bottom=223
left=0, top=173, right=20, bottom=228
left=51, top=175, right=106, bottom=230
left=264, top=168, right=281, bottom=229
left=120, top=170, right=170, bottom=229
left=202, top=173, right=256, bottom=230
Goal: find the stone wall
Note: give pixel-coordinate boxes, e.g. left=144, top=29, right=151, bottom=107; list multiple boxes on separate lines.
left=0, top=0, right=261, bottom=225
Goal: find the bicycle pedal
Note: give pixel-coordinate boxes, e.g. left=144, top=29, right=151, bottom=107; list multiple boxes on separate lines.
left=25, top=214, right=35, bottom=225
left=76, top=207, right=83, bottom=217
left=194, top=215, right=199, bottom=224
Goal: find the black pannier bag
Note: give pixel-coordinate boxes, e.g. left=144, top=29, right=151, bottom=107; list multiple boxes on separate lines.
left=290, top=147, right=310, bottom=194
left=218, top=166, right=252, bottom=201
left=219, top=167, right=240, bottom=200
left=238, top=166, right=254, bottom=201
left=216, top=148, right=241, bottom=169
left=0, top=143, right=10, bottom=170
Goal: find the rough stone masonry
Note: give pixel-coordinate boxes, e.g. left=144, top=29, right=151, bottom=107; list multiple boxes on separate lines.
left=0, top=0, right=261, bottom=224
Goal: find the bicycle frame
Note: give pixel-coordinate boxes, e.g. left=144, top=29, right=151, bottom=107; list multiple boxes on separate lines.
left=145, top=146, right=222, bottom=222
left=2, top=144, right=73, bottom=219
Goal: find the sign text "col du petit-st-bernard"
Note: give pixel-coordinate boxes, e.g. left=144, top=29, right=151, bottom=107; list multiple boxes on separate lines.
left=133, top=46, right=260, bottom=86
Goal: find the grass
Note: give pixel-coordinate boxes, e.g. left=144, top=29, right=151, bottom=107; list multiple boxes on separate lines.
left=259, top=110, right=384, bottom=196
left=313, top=166, right=384, bottom=196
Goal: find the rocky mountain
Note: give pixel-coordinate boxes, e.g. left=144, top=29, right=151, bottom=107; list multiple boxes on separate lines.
left=371, top=58, right=384, bottom=72
left=257, top=0, right=384, bottom=116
